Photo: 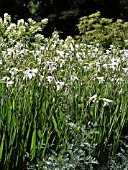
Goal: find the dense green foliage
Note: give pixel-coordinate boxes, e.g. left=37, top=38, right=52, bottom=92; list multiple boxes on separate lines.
left=1, top=0, right=128, bottom=38
left=76, top=11, right=128, bottom=49
left=0, top=14, right=128, bottom=169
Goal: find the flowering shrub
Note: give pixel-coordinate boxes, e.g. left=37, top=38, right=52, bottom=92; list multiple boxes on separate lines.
left=76, top=11, right=128, bottom=49
left=0, top=13, right=128, bottom=169
left=0, top=13, right=48, bottom=50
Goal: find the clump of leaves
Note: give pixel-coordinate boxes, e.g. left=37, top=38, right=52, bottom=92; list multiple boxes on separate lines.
left=95, top=135, right=128, bottom=170
left=76, top=11, right=128, bottom=49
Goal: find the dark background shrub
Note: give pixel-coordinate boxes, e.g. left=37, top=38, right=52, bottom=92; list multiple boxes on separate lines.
left=1, top=0, right=128, bottom=39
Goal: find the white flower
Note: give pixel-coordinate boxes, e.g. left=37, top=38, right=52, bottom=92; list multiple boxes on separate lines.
left=4, top=13, right=11, bottom=24
left=28, top=18, right=36, bottom=24
left=76, top=52, right=81, bottom=59
left=46, top=76, right=55, bottom=83
left=14, top=42, right=23, bottom=50
left=7, top=48, right=14, bottom=56
left=48, top=62, right=57, bottom=73
left=4, top=13, right=10, bottom=19
left=41, top=18, right=48, bottom=24
left=32, top=68, right=38, bottom=73
left=7, top=23, right=16, bottom=31
left=9, top=67, right=19, bottom=76
left=122, top=68, right=128, bottom=74
left=94, top=47, right=98, bottom=52
left=119, top=88, right=123, bottom=94
left=1, top=76, right=10, bottom=81
left=89, top=94, right=98, bottom=103
left=116, top=77, right=124, bottom=83
left=110, top=58, right=121, bottom=69
left=70, top=75, right=78, bottom=81
left=56, top=81, right=64, bottom=91
left=102, top=98, right=113, bottom=106
left=95, top=62, right=100, bottom=68
left=52, top=31, right=59, bottom=39
left=56, top=50, right=64, bottom=57
left=97, top=76, right=105, bottom=84
left=78, top=58, right=83, bottom=64
left=17, top=25, right=26, bottom=33
left=124, top=50, right=128, bottom=57
left=17, top=19, right=25, bottom=26
left=35, top=34, right=44, bottom=40
left=60, top=59, right=65, bottom=68
left=110, top=45, right=115, bottom=49
left=106, top=50, right=111, bottom=54
left=23, top=68, right=38, bottom=80
left=103, top=63, right=111, bottom=70
left=6, top=80, right=13, bottom=87
left=83, top=66, right=90, bottom=71
left=65, top=36, right=74, bottom=45
left=75, top=44, right=79, bottom=49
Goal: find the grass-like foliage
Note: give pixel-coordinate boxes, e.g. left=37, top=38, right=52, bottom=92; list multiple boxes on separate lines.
left=76, top=11, right=128, bottom=49
left=0, top=13, right=128, bottom=169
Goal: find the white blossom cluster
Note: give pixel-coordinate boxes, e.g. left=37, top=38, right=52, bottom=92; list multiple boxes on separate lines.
left=0, top=14, right=128, bottom=106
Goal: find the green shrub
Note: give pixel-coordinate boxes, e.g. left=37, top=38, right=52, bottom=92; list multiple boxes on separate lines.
left=76, top=11, right=128, bottom=49
left=1, top=13, right=128, bottom=169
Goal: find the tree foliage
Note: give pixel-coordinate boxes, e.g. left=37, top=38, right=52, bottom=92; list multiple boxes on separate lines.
left=76, top=11, right=128, bottom=49
left=1, top=0, right=128, bottom=38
